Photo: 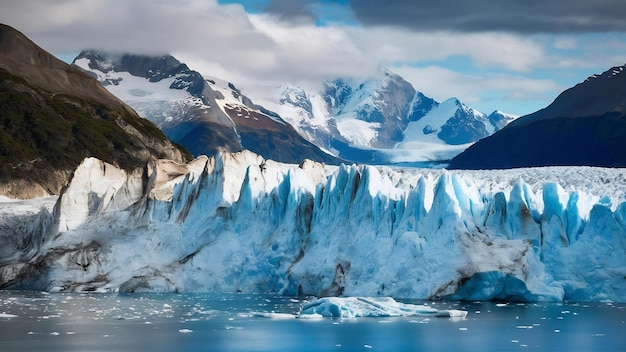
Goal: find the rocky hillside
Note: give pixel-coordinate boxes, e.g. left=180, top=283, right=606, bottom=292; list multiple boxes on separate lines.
left=0, top=24, right=190, bottom=198
left=449, top=64, right=626, bottom=169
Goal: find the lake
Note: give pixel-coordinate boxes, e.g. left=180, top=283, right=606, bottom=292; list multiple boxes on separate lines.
left=0, top=291, right=624, bottom=351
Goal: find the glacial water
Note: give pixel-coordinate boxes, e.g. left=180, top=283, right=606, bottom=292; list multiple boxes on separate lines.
left=0, top=291, right=624, bottom=351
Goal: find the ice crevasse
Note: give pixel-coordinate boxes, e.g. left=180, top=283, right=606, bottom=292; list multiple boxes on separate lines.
left=0, top=150, right=624, bottom=302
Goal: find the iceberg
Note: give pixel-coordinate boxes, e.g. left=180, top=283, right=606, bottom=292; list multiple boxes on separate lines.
left=297, top=297, right=467, bottom=318
left=0, top=151, right=624, bottom=302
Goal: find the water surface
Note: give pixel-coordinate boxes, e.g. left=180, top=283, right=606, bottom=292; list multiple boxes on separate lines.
left=0, top=291, right=624, bottom=351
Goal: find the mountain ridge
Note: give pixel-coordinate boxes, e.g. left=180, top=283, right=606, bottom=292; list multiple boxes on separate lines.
left=449, top=63, right=626, bottom=169
left=0, top=24, right=190, bottom=198
left=272, top=74, right=517, bottom=165
left=75, top=50, right=517, bottom=166
left=73, top=50, right=342, bottom=165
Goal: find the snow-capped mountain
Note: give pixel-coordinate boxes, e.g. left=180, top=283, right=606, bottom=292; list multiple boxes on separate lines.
left=270, top=72, right=517, bottom=165
left=74, top=51, right=515, bottom=166
left=1, top=151, right=624, bottom=302
left=450, top=63, right=626, bottom=169
left=73, top=51, right=339, bottom=165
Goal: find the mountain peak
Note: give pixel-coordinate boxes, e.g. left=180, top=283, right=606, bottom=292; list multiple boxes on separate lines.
left=0, top=25, right=128, bottom=111
left=74, top=51, right=340, bottom=165
left=508, top=63, right=626, bottom=130
left=0, top=24, right=64, bottom=69
left=442, top=97, right=462, bottom=106
left=276, top=71, right=515, bottom=164
left=585, top=64, right=626, bottom=82
left=450, top=63, right=626, bottom=169
left=74, top=50, right=205, bottom=96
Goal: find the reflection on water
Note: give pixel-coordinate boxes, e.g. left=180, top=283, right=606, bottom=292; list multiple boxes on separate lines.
left=0, top=291, right=624, bottom=351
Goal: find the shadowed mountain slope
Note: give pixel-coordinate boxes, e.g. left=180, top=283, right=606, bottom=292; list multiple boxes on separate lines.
left=449, top=64, right=626, bottom=169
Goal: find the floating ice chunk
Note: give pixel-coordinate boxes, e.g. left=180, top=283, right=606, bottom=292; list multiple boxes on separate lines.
left=297, top=297, right=466, bottom=318
left=250, top=312, right=296, bottom=319
left=0, top=313, right=18, bottom=318
left=435, top=309, right=469, bottom=318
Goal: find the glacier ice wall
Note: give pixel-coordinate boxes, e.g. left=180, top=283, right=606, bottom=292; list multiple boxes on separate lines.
left=0, top=151, right=624, bottom=302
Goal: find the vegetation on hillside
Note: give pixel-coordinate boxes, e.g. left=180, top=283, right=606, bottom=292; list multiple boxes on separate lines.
left=0, top=68, right=191, bottom=182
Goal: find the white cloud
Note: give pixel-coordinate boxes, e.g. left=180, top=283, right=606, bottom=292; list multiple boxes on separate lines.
left=247, top=15, right=377, bottom=81
left=553, top=37, right=579, bottom=50
left=346, top=27, right=548, bottom=72
left=391, top=65, right=562, bottom=114
left=2, top=0, right=274, bottom=58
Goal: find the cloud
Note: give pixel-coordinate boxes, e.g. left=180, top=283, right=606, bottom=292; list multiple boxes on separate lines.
left=346, top=28, right=547, bottom=72
left=553, top=37, right=579, bottom=50
left=263, top=0, right=317, bottom=23
left=0, top=0, right=377, bottom=82
left=349, top=0, right=626, bottom=33
left=248, top=15, right=376, bottom=80
left=1, top=0, right=623, bottom=117
left=0, top=0, right=273, bottom=56
left=392, top=65, right=562, bottom=114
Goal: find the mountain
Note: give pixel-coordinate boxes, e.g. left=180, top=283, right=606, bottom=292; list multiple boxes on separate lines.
left=0, top=24, right=189, bottom=198
left=449, top=64, right=626, bottom=169
left=73, top=51, right=340, bottom=165
left=270, top=72, right=517, bottom=165
left=74, top=52, right=516, bottom=166
left=1, top=151, right=624, bottom=302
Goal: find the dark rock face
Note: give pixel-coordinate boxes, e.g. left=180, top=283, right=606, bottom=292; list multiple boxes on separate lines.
left=449, top=64, right=626, bottom=169
left=449, top=112, right=626, bottom=169
left=0, top=25, right=189, bottom=198
left=323, top=79, right=353, bottom=109
left=438, top=110, right=489, bottom=145
left=408, top=92, right=438, bottom=121
left=221, top=101, right=340, bottom=165
left=75, top=50, right=205, bottom=95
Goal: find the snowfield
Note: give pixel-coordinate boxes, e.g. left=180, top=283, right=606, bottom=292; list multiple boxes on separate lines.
left=0, top=151, right=624, bottom=302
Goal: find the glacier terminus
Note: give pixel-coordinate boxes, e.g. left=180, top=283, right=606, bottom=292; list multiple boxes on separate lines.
left=0, top=151, right=624, bottom=302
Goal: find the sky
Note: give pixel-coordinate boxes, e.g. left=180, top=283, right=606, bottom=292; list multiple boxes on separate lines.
left=2, top=0, right=626, bottom=116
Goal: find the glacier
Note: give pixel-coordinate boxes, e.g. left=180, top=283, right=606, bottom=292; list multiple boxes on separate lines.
left=0, top=151, right=624, bottom=302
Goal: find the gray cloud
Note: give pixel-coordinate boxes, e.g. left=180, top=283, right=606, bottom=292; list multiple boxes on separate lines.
left=1, top=0, right=623, bottom=116
left=0, top=0, right=378, bottom=83
left=349, top=0, right=626, bottom=33
left=264, top=0, right=317, bottom=23
left=0, top=1, right=276, bottom=61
